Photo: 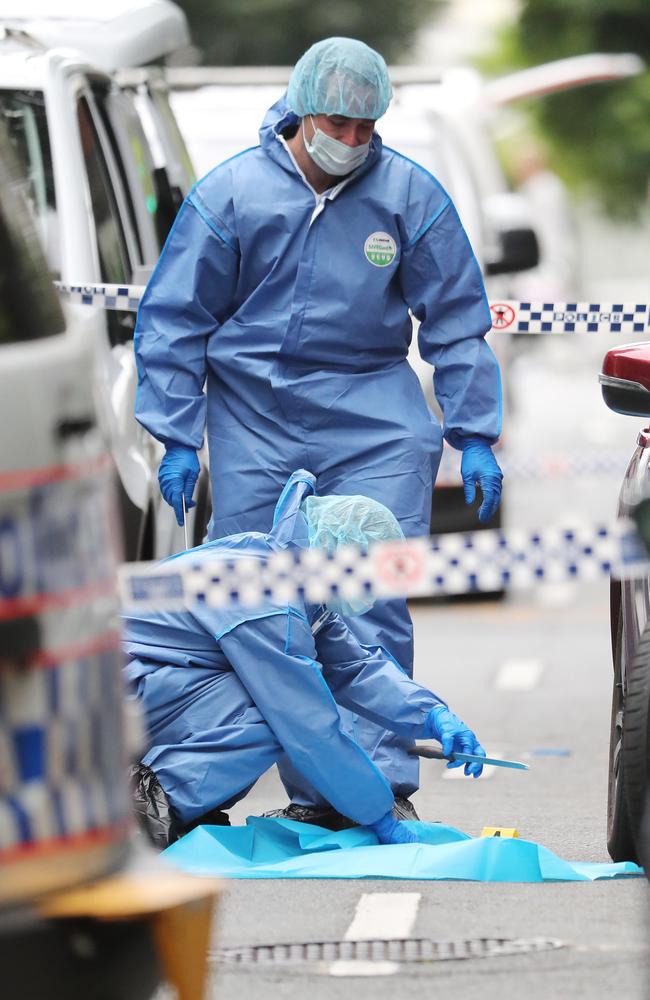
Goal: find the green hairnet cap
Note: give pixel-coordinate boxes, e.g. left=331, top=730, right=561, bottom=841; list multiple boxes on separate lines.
left=301, top=494, right=404, bottom=554
left=287, top=37, right=392, bottom=120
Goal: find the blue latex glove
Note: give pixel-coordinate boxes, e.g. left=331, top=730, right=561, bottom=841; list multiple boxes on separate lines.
left=158, top=445, right=200, bottom=527
left=459, top=437, right=503, bottom=523
left=369, top=811, right=419, bottom=845
left=426, top=705, right=486, bottom=778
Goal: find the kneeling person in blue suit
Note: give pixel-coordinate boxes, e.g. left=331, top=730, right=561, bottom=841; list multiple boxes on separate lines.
left=125, top=471, right=485, bottom=848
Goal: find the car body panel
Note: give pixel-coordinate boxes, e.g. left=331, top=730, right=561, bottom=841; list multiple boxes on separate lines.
left=602, top=343, right=650, bottom=670
left=602, top=341, right=650, bottom=392
left=0, top=127, right=130, bottom=903
left=601, top=341, right=650, bottom=860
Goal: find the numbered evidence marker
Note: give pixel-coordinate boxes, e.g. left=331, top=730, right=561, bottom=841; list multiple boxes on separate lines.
left=481, top=828, right=519, bottom=839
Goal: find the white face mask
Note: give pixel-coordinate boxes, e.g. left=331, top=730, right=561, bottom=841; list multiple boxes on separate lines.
left=302, top=116, right=371, bottom=176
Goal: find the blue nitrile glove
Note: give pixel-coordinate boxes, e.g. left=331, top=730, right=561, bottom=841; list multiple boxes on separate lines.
left=369, top=811, right=419, bottom=845
left=158, top=445, right=200, bottom=527
left=459, top=436, right=503, bottom=523
left=426, top=705, right=486, bottom=778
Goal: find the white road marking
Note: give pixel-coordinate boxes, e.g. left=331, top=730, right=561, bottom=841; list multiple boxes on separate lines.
left=330, top=961, right=400, bottom=977
left=344, top=891, right=421, bottom=940
left=329, top=892, right=421, bottom=978
left=495, top=658, right=543, bottom=691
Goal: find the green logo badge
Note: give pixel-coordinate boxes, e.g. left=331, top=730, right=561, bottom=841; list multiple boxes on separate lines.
left=364, top=231, right=397, bottom=267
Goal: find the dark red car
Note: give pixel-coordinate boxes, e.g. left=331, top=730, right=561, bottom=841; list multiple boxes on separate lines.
left=600, top=342, right=650, bottom=864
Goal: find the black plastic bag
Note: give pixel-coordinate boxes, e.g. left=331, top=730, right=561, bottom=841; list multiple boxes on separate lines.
left=129, top=763, right=180, bottom=849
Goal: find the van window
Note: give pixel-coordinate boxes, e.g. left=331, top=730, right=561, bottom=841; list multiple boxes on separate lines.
left=0, top=89, right=59, bottom=278
left=147, top=84, right=196, bottom=191
left=77, top=95, right=131, bottom=286
left=77, top=95, right=136, bottom=346
left=0, top=122, right=65, bottom=345
left=91, top=82, right=161, bottom=264
left=131, top=85, right=190, bottom=242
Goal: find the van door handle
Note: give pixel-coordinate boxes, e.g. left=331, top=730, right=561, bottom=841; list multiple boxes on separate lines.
left=55, top=416, right=96, bottom=439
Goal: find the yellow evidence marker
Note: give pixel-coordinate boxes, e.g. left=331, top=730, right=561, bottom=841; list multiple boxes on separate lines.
left=481, top=827, right=519, bottom=839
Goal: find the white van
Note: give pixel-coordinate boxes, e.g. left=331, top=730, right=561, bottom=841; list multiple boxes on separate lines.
left=0, top=1, right=206, bottom=560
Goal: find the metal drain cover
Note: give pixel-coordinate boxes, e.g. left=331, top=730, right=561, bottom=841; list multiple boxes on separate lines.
left=213, top=936, right=564, bottom=967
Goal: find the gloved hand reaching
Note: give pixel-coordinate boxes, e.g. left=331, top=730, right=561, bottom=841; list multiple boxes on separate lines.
left=369, top=811, right=419, bottom=845
left=460, top=436, right=503, bottom=523
left=426, top=705, right=486, bottom=777
left=158, top=445, right=200, bottom=527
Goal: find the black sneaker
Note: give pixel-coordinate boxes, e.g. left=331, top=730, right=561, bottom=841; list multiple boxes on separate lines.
left=178, top=806, right=231, bottom=837
left=261, top=803, right=356, bottom=831
left=261, top=797, right=421, bottom=830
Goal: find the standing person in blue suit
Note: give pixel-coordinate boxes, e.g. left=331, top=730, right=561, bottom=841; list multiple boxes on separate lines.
left=134, top=37, right=502, bottom=827
left=126, top=471, right=485, bottom=849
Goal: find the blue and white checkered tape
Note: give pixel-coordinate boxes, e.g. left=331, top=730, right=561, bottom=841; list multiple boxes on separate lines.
left=55, top=283, right=650, bottom=335
left=489, top=301, right=650, bottom=334
left=56, top=283, right=142, bottom=312
left=117, top=518, right=650, bottom=611
left=435, top=447, right=628, bottom=486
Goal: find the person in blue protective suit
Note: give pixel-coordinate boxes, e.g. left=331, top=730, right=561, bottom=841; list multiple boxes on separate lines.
left=125, top=471, right=486, bottom=849
left=134, top=36, right=502, bottom=828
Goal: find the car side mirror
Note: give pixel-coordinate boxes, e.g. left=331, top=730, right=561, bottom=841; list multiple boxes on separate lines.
left=485, top=227, right=540, bottom=276
left=600, top=342, right=650, bottom=417
left=482, top=192, right=540, bottom=276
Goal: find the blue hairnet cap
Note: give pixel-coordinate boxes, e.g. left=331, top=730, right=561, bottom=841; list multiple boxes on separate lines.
left=287, top=37, right=392, bottom=120
left=301, top=494, right=404, bottom=554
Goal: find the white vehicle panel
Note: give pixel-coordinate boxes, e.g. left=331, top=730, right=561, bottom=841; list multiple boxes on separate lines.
left=0, top=0, right=189, bottom=72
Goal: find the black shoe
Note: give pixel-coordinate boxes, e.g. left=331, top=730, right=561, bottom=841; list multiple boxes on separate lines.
left=261, top=803, right=356, bottom=831
left=262, top=796, right=421, bottom=831
left=392, top=796, right=420, bottom=821
left=178, top=806, right=231, bottom=837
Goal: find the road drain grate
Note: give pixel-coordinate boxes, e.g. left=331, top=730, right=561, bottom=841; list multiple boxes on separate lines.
left=213, top=936, right=564, bottom=966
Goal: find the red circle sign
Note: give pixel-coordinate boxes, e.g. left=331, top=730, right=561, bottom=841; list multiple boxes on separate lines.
left=490, top=303, right=516, bottom=329
left=374, top=544, right=426, bottom=590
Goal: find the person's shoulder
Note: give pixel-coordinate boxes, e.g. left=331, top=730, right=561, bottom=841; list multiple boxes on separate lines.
left=187, top=147, right=267, bottom=243
left=192, top=145, right=264, bottom=198
left=380, top=145, right=449, bottom=202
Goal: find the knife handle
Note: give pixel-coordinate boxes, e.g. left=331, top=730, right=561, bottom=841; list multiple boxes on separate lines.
left=408, top=746, right=448, bottom=760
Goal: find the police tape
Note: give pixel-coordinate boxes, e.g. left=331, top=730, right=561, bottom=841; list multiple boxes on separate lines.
left=56, top=283, right=142, bottom=312
left=117, top=517, right=650, bottom=611
left=436, top=448, right=628, bottom=485
left=488, top=301, right=649, bottom=335
left=56, top=282, right=650, bottom=336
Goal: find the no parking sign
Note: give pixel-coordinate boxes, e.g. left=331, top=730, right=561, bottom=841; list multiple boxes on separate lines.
left=370, top=539, right=431, bottom=598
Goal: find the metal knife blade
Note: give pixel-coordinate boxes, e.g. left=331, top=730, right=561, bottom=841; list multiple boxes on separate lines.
left=409, top=745, right=529, bottom=771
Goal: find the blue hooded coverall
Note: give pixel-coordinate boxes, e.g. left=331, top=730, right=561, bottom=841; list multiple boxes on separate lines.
left=134, top=98, right=501, bottom=803
left=123, top=471, right=446, bottom=826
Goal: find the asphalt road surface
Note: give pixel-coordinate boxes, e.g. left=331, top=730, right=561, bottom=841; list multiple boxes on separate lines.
left=202, top=584, right=648, bottom=999
left=194, top=338, right=650, bottom=999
